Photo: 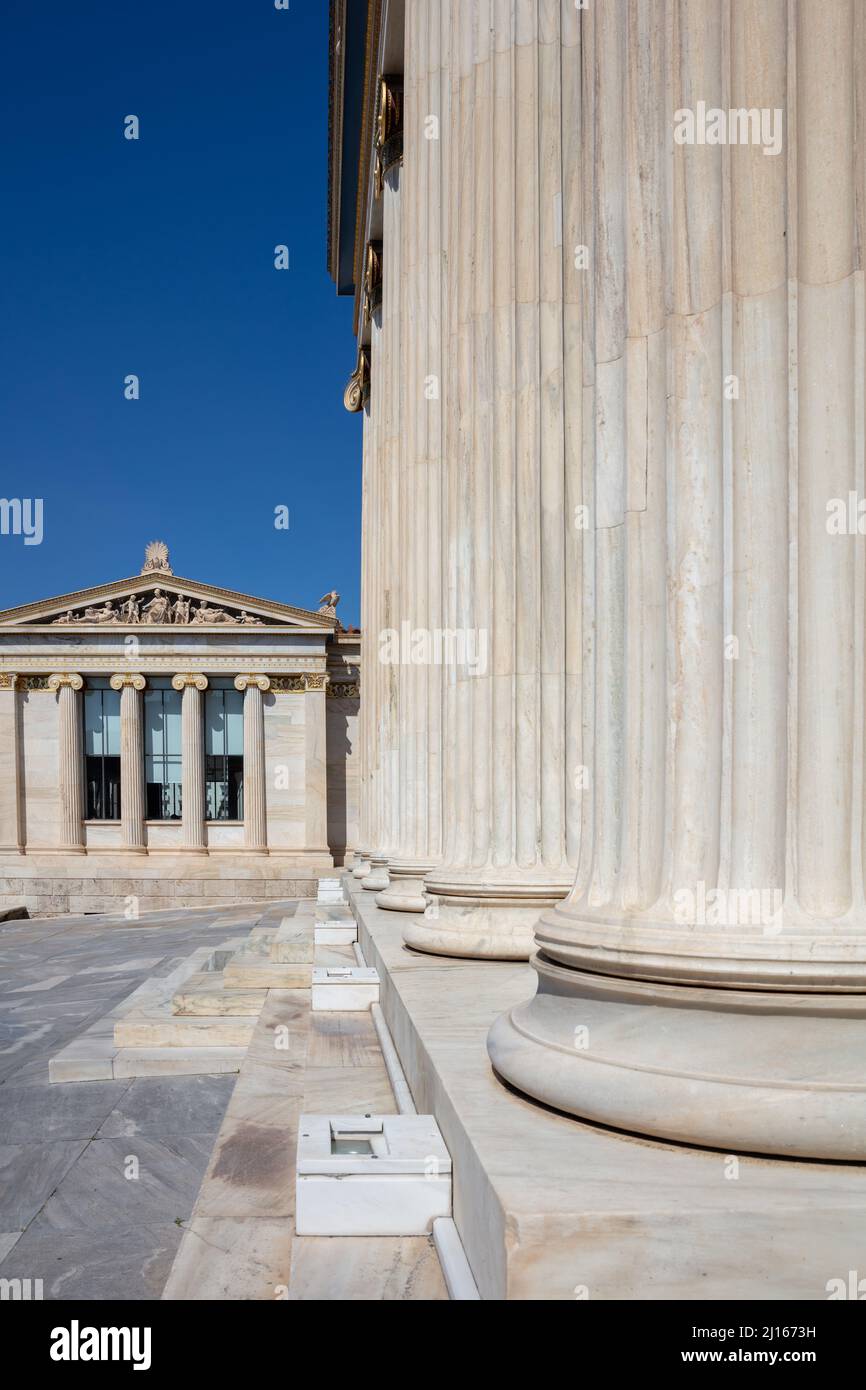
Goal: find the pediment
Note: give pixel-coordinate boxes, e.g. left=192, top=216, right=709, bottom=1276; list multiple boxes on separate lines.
left=0, top=575, right=336, bottom=632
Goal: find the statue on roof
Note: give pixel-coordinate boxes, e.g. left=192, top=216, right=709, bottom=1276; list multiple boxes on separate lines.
left=141, top=540, right=172, bottom=576
left=318, top=590, right=340, bottom=620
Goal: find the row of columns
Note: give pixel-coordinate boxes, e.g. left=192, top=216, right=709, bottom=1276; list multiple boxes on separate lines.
left=44, top=671, right=274, bottom=855
left=349, top=0, right=866, bottom=1160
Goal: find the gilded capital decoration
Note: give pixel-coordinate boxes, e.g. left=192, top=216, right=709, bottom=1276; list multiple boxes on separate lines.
left=48, top=673, right=84, bottom=692
left=171, top=673, right=208, bottom=692
left=374, top=75, right=403, bottom=198
left=109, top=673, right=147, bottom=692
left=343, top=346, right=371, bottom=413
left=234, top=674, right=271, bottom=693
left=304, top=672, right=330, bottom=692
left=0, top=673, right=19, bottom=690
left=363, top=240, right=383, bottom=324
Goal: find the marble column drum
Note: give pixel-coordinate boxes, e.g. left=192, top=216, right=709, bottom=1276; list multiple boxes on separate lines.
left=235, top=674, right=269, bottom=853
left=48, top=673, right=85, bottom=853
left=172, top=673, right=208, bottom=853
left=488, top=0, right=866, bottom=1159
left=110, top=673, right=146, bottom=852
left=377, top=0, right=444, bottom=914
left=404, top=0, right=583, bottom=958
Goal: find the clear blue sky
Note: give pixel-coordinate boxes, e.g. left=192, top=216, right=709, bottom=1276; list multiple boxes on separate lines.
left=0, top=0, right=361, bottom=624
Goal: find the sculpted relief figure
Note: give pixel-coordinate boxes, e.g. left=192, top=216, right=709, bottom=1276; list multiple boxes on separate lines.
left=81, top=601, right=119, bottom=624
left=318, top=590, right=340, bottom=619
left=190, top=602, right=233, bottom=624
left=238, top=609, right=263, bottom=625
left=171, top=593, right=191, bottom=625
left=142, top=588, right=171, bottom=624
left=119, top=593, right=140, bottom=624
left=53, top=610, right=77, bottom=624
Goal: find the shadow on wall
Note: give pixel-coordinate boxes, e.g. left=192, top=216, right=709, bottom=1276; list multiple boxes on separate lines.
left=326, top=702, right=353, bottom=866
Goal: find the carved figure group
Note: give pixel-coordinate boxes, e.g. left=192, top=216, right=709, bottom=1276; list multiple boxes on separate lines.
left=51, top=589, right=265, bottom=626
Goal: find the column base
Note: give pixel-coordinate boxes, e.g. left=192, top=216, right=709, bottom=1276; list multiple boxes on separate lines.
left=487, top=952, right=866, bottom=1161
left=352, top=851, right=372, bottom=879
left=362, top=855, right=390, bottom=892
left=405, top=870, right=573, bottom=960
left=376, top=860, right=432, bottom=913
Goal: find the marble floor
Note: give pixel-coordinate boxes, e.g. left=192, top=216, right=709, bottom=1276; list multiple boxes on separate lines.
left=0, top=901, right=295, bottom=1299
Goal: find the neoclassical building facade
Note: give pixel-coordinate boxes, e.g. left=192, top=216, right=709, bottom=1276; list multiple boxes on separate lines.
left=330, top=0, right=866, bottom=1162
left=0, top=544, right=360, bottom=914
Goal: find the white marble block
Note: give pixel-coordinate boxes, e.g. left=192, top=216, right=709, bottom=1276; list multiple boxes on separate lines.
left=317, top=876, right=345, bottom=904
left=311, top=966, right=379, bottom=1011
left=296, top=1114, right=452, bottom=1235
left=314, top=922, right=358, bottom=945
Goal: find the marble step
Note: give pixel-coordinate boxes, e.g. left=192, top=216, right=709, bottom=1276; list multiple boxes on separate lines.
left=172, top=972, right=268, bottom=1017
left=114, top=1006, right=257, bottom=1049
left=113, top=1046, right=247, bottom=1078
left=223, top=953, right=312, bottom=989
left=269, top=916, right=315, bottom=965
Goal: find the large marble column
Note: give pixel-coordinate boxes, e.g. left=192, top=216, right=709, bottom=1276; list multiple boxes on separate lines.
left=403, top=0, right=583, bottom=957
left=172, top=673, right=207, bottom=853
left=489, top=0, right=866, bottom=1160
left=110, top=673, right=146, bottom=852
left=362, top=157, right=404, bottom=896
left=48, top=673, right=85, bottom=853
left=235, top=674, right=269, bottom=853
left=0, top=675, right=23, bottom=853
left=376, top=2, right=444, bottom=913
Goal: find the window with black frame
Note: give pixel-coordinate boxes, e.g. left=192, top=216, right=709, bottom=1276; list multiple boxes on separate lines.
left=83, top=679, right=121, bottom=820
left=144, top=679, right=182, bottom=819
left=205, top=681, right=244, bottom=820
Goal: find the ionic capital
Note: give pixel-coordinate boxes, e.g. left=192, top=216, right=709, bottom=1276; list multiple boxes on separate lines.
left=171, top=673, right=208, bottom=692
left=234, top=674, right=271, bottom=693
left=109, top=672, right=146, bottom=691
left=48, top=673, right=84, bottom=692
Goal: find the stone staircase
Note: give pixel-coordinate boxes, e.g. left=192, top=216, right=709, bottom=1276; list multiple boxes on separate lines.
left=50, top=896, right=358, bottom=1082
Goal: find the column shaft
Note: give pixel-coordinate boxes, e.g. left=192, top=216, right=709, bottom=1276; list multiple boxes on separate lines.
left=173, top=675, right=207, bottom=853
left=49, top=674, right=85, bottom=852
left=235, top=675, right=268, bottom=852
left=111, top=675, right=146, bottom=852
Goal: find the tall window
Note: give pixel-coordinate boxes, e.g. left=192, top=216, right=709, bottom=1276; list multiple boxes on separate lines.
left=205, top=681, right=244, bottom=820
left=144, top=679, right=182, bottom=820
left=83, top=680, right=121, bottom=819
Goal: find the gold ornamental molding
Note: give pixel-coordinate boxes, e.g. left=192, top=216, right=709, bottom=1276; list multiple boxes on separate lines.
left=344, top=345, right=371, bottom=413
left=0, top=673, right=20, bottom=690
left=47, top=673, right=84, bottom=692
left=109, top=673, right=146, bottom=691
left=234, top=674, right=271, bottom=693
left=171, top=673, right=208, bottom=692
left=374, top=75, right=404, bottom=197
left=328, top=680, right=360, bottom=699
left=304, top=672, right=329, bottom=692
left=363, top=240, right=383, bottom=324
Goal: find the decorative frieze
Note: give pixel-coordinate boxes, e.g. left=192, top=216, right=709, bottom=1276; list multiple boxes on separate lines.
left=327, top=680, right=359, bottom=699
left=50, top=589, right=265, bottom=627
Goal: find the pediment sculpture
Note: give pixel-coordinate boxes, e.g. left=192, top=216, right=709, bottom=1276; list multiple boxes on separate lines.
left=50, top=588, right=266, bottom=627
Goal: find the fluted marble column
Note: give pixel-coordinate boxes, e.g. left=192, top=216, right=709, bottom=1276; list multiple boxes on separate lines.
left=110, top=673, right=146, bottom=852
left=172, top=673, right=207, bottom=853
left=403, top=0, right=583, bottom=957
left=376, top=0, right=444, bottom=912
left=489, top=0, right=866, bottom=1160
left=235, top=674, right=269, bottom=853
left=362, top=156, right=404, bottom=896
left=48, top=673, right=85, bottom=852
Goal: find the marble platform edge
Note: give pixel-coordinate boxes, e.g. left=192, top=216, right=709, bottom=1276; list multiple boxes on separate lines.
left=48, top=932, right=253, bottom=1082
left=343, top=875, right=866, bottom=1302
